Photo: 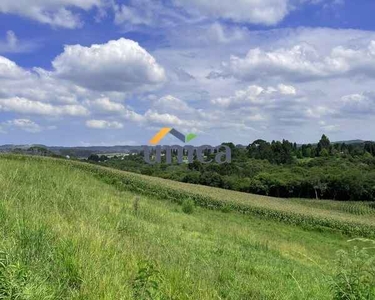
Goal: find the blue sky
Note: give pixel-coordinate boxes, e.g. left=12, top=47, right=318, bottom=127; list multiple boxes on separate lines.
left=0, top=0, right=375, bottom=146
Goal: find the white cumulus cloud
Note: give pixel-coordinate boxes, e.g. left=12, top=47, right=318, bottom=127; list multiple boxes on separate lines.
left=173, top=0, right=289, bottom=25
left=0, top=56, right=29, bottom=79
left=3, top=119, right=42, bottom=133
left=0, top=97, right=89, bottom=116
left=86, top=120, right=124, bottom=129
left=222, top=41, right=375, bottom=82
left=339, top=92, right=375, bottom=115
left=153, top=95, right=193, bottom=112
left=211, top=84, right=298, bottom=108
left=52, top=38, right=166, bottom=92
left=0, top=0, right=104, bottom=29
left=0, top=31, right=40, bottom=54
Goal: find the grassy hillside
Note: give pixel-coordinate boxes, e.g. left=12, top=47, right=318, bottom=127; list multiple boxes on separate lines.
left=0, top=155, right=374, bottom=299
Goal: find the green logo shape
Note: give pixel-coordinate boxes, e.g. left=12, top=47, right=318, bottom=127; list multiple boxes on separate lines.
left=185, top=133, right=197, bottom=143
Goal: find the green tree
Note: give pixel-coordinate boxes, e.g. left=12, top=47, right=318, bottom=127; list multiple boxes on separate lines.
left=317, top=134, right=331, bottom=156
left=320, top=149, right=329, bottom=157
left=88, top=154, right=100, bottom=162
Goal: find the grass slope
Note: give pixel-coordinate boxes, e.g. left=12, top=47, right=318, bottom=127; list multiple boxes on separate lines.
left=0, top=155, right=374, bottom=299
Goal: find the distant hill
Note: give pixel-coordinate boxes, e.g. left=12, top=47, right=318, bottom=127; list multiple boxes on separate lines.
left=0, top=144, right=144, bottom=158
left=48, top=145, right=143, bottom=158
left=332, top=139, right=371, bottom=145
left=0, top=144, right=46, bottom=150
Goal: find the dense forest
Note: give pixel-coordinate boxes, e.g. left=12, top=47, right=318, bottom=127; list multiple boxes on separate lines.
left=86, top=135, right=375, bottom=202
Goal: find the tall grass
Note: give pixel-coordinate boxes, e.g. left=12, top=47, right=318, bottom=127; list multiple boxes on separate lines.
left=331, top=240, right=375, bottom=299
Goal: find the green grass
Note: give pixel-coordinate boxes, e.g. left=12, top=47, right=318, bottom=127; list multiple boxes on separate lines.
left=0, top=155, right=374, bottom=299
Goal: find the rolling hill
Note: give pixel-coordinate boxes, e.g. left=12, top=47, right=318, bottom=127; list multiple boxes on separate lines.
left=0, top=155, right=374, bottom=299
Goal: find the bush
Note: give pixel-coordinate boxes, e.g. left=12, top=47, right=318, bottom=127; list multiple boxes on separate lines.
left=132, top=261, right=163, bottom=300
left=220, top=204, right=231, bottom=213
left=182, top=199, right=195, bottom=214
left=331, top=240, right=375, bottom=300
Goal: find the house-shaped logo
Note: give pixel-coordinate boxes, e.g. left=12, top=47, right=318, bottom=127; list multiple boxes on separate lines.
left=149, top=128, right=197, bottom=145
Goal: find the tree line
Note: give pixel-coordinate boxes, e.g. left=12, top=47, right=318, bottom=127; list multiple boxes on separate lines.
left=87, top=135, right=375, bottom=201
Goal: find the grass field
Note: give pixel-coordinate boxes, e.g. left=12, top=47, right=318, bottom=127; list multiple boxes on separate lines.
left=0, top=155, right=374, bottom=299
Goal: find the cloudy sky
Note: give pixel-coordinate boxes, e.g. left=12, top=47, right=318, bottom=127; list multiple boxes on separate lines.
left=0, top=0, right=375, bottom=146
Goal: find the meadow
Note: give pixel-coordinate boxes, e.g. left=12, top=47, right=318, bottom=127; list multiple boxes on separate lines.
left=0, top=155, right=374, bottom=299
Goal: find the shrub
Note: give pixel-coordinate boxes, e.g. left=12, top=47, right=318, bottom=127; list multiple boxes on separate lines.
left=132, top=261, right=163, bottom=300
left=220, top=204, right=231, bottom=213
left=331, top=240, right=375, bottom=300
left=182, top=199, right=195, bottom=215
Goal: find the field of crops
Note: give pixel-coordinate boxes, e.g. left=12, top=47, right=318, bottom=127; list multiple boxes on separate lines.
left=71, top=159, right=375, bottom=238
left=0, top=155, right=374, bottom=299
